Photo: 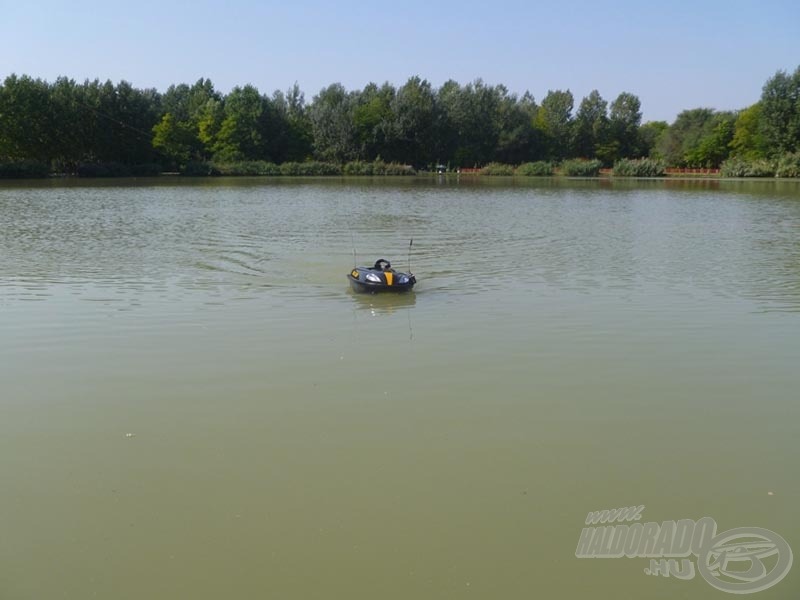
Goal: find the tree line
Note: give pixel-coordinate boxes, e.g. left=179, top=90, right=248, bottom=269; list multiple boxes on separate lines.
left=0, top=67, right=798, bottom=176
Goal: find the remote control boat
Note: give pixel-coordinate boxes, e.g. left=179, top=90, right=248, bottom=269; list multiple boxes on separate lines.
left=348, top=259, right=416, bottom=293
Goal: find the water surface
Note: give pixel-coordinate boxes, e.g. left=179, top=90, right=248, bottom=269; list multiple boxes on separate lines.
left=1, top=177, right=799, bottom=599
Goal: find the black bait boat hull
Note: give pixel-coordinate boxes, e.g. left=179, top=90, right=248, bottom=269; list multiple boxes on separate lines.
left=347, top=260, right=416, bottom=294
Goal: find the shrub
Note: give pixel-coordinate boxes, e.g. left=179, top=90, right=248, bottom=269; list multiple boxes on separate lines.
left=561, top=159, right=603, bottom=177
left=344, top=160, right=416, bottom=176
left=303, top=161, right=341, bottom=175
left=515, top=161, right=553, bottom=176
left=0, top=160, right=50, bottom=178
left=378, top=161, right=415, bottom=176
left=720, top=157, right=776, bottom=177
left=343, top=160, right=374, bottom=175
left=278, top=162, right=301, bottom=175
left=280, top=161, right=342, bottom=176
left=775, top=152, right=800, bottom=178
left=613, top=158, right=665, bottom=177
left=210, top=161, right=280, bottom=176
left=719, top=158, right=748, bottom=177
left=743, top=160, right=776, bottom=177
left=479, top=162, right=515, bottom=176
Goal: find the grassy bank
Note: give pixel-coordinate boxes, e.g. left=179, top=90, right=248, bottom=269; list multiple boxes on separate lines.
left=5, top=157, right=800, bottom=179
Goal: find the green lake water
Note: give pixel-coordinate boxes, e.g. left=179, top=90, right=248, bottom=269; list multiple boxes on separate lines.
left=1, top=177, right=799, bottom=599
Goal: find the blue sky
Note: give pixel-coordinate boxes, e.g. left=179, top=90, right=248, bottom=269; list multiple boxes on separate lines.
left=1, top=0, right=798, bottom=122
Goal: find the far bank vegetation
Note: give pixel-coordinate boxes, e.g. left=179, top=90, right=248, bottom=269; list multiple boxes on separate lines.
left=1, top=67, right=800, bottom=178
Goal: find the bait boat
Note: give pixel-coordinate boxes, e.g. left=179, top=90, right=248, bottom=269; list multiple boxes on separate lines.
left=348, top=259, right=416, bottom=293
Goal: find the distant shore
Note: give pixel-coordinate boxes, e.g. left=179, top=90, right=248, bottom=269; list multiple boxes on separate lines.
left=0, top=158, right=748, bottom=180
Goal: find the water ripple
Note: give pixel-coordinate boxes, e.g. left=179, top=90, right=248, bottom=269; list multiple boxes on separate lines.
left=1, top=180, right=800, bottom=312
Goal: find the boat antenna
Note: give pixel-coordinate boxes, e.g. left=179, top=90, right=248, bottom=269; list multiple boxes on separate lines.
left=351, top=230, right=357, bottom=268
left=408, top=238, right=413, bottom=274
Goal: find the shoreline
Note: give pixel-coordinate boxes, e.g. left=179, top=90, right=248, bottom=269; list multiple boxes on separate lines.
left=3, top=173, right=800, bottom=184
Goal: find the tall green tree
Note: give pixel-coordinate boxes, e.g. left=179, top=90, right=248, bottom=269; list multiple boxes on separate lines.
left=196, top=97, right=224, bottom=152
left=730, top=103, right=766, bottom=160
left=152, top=112, right=195, bottom=166
left=638, top=121, right=668, bottom=158
left=609, top=92, right=642, bottom=159
left=0, top=74, right=53, bottom=162
left=684, top=111, right=736, bottom=167
left=259, top=92, right=297, bottom=164
left=81, top=79, right=161, bottom=165
left=536, top=89, right=574, bottom=160
left=390, top=77, right=438, bottom=167
left=656, top=108, right=716, bottom=166
left=436, top=79, right=503, bottom=167
left=759, top=66, right=800, bottom=155
left=352, top=82, right=395, bottom=160
left=282, top=83, right=313, bottom=161
left=46, top=77, right=86, bottom=169
left=211, top=85, right=268, bottom=161
left=433, top=80, right=461, bottom=165
left=309, top=83, right=358, bottom=162
left=156, top=78, right=221, bottom=163
left=494, top=89, right=540, bottom=164
left=572, top=90, right=609, bottom=160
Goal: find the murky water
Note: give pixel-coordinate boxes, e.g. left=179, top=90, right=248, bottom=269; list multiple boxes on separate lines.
left=1, top=177, right=799, bottom=599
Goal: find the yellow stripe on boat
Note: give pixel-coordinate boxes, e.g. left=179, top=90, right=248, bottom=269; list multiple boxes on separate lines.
left=385, top=272, right=394, bottom=285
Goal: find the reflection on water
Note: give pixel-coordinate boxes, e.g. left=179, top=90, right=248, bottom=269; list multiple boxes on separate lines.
left=1, top=177, right=799, bottom=600
left=348, top=289, right=417, bottom=314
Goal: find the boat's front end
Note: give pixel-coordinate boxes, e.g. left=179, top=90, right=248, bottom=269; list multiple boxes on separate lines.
left=348, top=266, right=416, bottom=293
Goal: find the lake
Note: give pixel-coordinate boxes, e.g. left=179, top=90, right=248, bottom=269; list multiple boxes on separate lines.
left=1, top=177, right=799, bottom=599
